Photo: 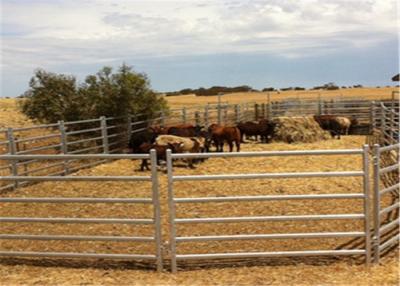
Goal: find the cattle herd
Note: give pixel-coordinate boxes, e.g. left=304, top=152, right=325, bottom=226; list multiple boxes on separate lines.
left=128, top=115, right=358, bottom=170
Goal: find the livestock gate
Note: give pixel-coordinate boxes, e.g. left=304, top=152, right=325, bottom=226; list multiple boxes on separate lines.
left=0, top=95, right=399, bottom=272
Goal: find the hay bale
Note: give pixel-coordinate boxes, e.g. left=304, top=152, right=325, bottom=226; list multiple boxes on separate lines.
left=272, top=116, right=331, bottom=143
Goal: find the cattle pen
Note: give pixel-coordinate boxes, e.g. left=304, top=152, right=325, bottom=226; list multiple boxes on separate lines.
left=0, top=95, right=398, bottom=272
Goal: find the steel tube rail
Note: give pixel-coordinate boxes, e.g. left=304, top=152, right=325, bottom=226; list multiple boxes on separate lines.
left=0, top=197, right=152, bottom=203
left=64, top=118, right=101, bottom=125
left=69, top=145, right=103, bottom=154
left=379, top=203, right=399, bottom=216
left=0, top=176, right=151, bottom=182
left=372, top=144, right=381, bottom=264
left=0, top=251, right=155, bottom=260
left=380, top=183, right=400, bottom=196
left=17, top=144, right=62, bottom=154
left=176, top=232, right=366, bottom=242
left=0, top=217, right=153, bottom=224
left=380, top=219, right=400, bottom=234
left=379, top=234, right=400, bottom=252
left=379, top=143, right=400, bottom=153
left=11, top=123, right=59, bottom=131
left=173, top=171, right=363, bottom=182
left=166, top=149, right=178, bottom=273
left=66, top=136, right=103, bottom=146
left=66, top=127, right=102, bottom=136
left=18, top=162, right=65, bottom=176
left=150, top=149, right=163, bottom=272
left=0, top=154, right=149, bottom=160
left=66, top=160, right=108, bottom=173
left=362, top=145, right=371, bottom=265
left=171, top=149, right=363, bottom=159
left=0, top=234, right=154, bottom=242
left=174, top=193, right=365, bottom=203
left=175, top=250, right=366, bottom=260
left=379, top=164, right=399, bottom=175
left=175, top=214, right=364, bottom=224
left=14, top=133, right=61, bottom=143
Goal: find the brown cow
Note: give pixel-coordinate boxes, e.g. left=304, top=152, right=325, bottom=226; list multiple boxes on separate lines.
left=136, top=142, right=183, bottom=171
left=313, top=115, right=352, bottom=139
left=236, top=121, right=261, bottom=142
left=208, top=124, right=241, bottom=152
left=150, top=124, right=203, bottom=137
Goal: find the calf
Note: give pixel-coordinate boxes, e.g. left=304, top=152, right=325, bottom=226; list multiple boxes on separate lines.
left=208, top=124, right=241, bottom=152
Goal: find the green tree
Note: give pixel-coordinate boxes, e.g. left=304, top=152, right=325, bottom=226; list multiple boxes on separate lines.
left=19, top=64, right=168, bottom=123
left=19, top=69, right=83, bottom=123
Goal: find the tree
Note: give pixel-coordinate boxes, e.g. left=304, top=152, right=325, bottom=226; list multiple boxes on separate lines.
left=19, top=69, right=83, bottom=123
left=19, top=64, right=168, bottom=123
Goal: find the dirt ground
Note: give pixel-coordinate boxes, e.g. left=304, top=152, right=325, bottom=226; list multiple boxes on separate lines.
left=1, top=136, right=398, bottom=285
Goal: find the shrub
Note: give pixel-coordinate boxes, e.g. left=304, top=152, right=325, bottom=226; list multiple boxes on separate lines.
left=19, top=64, right=168, bottom=123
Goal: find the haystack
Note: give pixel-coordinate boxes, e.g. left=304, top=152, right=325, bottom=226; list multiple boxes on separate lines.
left=271, top=116, right=331, bottom=143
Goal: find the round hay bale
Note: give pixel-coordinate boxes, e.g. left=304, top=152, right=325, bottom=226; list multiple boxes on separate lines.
left=271, top=116, right=331, bottom=143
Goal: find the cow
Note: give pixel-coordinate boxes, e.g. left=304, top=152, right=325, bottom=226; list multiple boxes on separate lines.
left=236, top=119, right=275, bottom=143
left=136, top=142, right=183, bottom=171
left=128, top=129, right=158, bottom=153
left=150, top=124, right=203, bottom=137
left=258, top=119, right=276, bottom=143
left=155, top=135, right=202, bottom=168
left=335, top=116, right=352, bottom=135
left=313, top=115, right=353, bottom=139
left=208, top=124, right=241, bottom=152
left=236, top=121, right=261, bottom=142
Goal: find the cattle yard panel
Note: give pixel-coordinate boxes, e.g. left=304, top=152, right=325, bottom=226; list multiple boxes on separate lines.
left=0, top=151, right=163, bottom=272
left=166, top=147, right=372, bottom=273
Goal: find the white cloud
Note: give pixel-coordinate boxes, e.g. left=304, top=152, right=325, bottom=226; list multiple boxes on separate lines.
left=1, top=0, right=398, bottom=74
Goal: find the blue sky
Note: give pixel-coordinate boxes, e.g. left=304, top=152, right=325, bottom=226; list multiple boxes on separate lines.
left=1, top=0, right=399, bottom=97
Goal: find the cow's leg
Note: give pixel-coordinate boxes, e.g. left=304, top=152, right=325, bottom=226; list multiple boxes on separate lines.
left=141, top=159, right=150, bottom=171
left=228, top=141, right=233, bottom=152
left=236, top=140, right=240, bottom=152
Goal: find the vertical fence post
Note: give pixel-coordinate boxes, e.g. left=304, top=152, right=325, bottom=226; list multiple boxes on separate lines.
left=380, top=105, right=385, bottom=132
left=254, top=103, right=259, bottom=121
left=166, top=149, right=177, bottom=273
left=182, top=107, right=187, bottom=124
left=127, top=114, right=132, bottom=139
left=389, top=106, right=394, bottom=144
left=7, top=128, right=18, bottom=189
left=223, top=105, right=228, bottom=124
left=370, top=101, right=376, bottom=133
left=204, top=105, right=209, bottom=128
left=217, top=104, right=222, bottom=125
left=100, top=116, right=109, bottom=154
left=267, top=93, right=272, bottom=120
left=372, top=144, right=381, bottom=264
left=261, top=103, right=266, bottom=119
left=194, top=111, right=200, bottom=126
left=58, top=120, right=69, bottom=175
left=150, top=149, right=163, bottom=272
left=234, top=104, right=241, bottom=124
left=362, top=144, right=371, bottom=265
left=318, top=94, right=322, bottom=115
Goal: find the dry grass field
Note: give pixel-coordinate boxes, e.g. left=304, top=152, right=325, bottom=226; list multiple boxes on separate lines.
left=165, top=87, right=399, bottom=108
left=0, top=88, right=399, bottom=285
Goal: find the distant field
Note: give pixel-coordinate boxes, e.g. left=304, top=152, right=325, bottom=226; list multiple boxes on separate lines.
left=165, top=87, right=399, bottom=108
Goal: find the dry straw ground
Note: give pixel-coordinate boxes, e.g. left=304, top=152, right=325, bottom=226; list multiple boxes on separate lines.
left=0, top=136, right=398, bottom=285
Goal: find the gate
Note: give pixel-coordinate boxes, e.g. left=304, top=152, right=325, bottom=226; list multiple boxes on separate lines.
left=0, top=152, right=163, bottom=271
left=166, top=147, right=372, bottom=272
left=372, top=143, right=400, bottom=263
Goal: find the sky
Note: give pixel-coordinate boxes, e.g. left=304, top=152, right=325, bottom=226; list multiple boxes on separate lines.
left=0, top=0, right=399, bottom=97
